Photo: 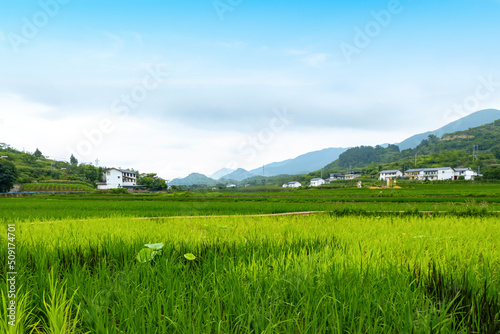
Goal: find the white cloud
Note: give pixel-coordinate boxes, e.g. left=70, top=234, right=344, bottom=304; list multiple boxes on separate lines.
left=301, top=53, right=329, bottom=67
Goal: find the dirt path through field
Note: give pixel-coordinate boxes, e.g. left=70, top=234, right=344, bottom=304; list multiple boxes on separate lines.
left=135, top=211, right=327, bottom=220
left=134, top=210, right=499, bottom=220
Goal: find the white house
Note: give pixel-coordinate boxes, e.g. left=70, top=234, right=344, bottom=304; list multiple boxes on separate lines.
left=344, top=173, right=361, bottom=180
left=379, top=170, right=403, bottom=181
left=423, top=167, right=455, bottom=181
left=226, top=184, right=236, bottom=188
left=454, top=168, right=478, bottom=180
left=310, top=178, right=325, bottom=187
left=404, top=167, right=456, bottom=181
left=97, top=168, right=139, bottom=190
left=282, top=181, right=301, bottom=188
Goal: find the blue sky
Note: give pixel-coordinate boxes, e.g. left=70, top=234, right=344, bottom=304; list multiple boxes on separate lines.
left=1, top=0, right=499, bottom=178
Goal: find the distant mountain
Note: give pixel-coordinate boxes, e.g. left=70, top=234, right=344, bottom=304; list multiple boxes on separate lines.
left=221, top=168, right=256, bottom=181
left=170, top=173, right=217, bottom=186
left=396, top=109, right=500, bottom=150
left=209, top=168, right=234, bottom=180
left=249, top=147, right=349, bottom=177
left=173, top=109, right=500, bottom=185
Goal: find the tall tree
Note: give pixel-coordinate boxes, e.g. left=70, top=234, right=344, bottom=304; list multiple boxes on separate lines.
left=0, top=159, right=18, bottom=192
left=34, top=148, right=42, bottom=158
left=70, top=154, right=78, bottom=165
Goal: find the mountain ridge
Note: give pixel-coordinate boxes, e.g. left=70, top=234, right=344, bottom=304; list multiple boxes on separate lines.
left=168, top=108, right=500, bottom=185
left=396, top=109, right=500, bottom=150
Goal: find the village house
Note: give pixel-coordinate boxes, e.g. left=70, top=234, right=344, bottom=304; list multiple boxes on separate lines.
left=454, top=168, right=479, bottom=180
left=379, top=170, right=403, bottom=181
left=328, top=173, right=345, bottom=182
left=344, top=173, right=361, bottom=180
left=97, top=168, right=139, bottom=190
left=310, top=178, right=326, bottom=187
left=405, top=168, right=422, bottom=180
left=404, top=167, right=458, bottom=181
left=282, top=181, right=302, bottom=188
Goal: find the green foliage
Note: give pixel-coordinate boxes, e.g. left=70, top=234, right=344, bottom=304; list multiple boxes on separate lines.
left=137, top=173, right=167, bottom=191
left=0, top=159, right=18, bottom=192
left=0, top=285, right=37, bottom=333
left=137, top=243, right=164, bottom=263
left=0, top=145, right=105, bottom=185
left=492, top=144, right=500, bottom=160
left=42, top=272, right=81, bottom=334
left=483, top=166, right=500, bottom=180
left=34, top=148, right=43, bottom=158
left=109, top=188, right=129, bottom=194
left=70, top=154, right=78, bottom=166
left=20, top=182, right=94, bottom=192
left=327, top=144, right=400, bottom=169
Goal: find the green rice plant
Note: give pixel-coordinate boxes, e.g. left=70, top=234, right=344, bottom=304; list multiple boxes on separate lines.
left=3, top=214, right=497, bottom=332
left=41, top=271, right=82, bottom=334
left=0, top=285, right=38, bottom=334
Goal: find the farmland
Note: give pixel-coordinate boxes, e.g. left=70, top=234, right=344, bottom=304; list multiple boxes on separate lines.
left=19, top=183, right=95, bottom=193
left=1, top=183, right=499, bottom=332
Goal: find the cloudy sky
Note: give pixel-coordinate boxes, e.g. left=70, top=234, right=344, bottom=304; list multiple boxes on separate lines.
left=1, top=0, right=499, bottom=179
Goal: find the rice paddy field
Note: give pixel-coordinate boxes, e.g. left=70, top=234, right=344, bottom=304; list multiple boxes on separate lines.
left=1, top=183, right=499, bottom=333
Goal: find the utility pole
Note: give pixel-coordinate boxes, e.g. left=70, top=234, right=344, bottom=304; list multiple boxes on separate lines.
left=472, top=145, right=479, bottom=161
left=415, top=153, right=417, bottom=167
left=95, top=158, right=100, bottom=167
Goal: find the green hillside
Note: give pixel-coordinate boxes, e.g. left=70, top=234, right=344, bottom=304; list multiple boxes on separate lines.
left=0, top=143, right=101, bottom=187
left=323, top=120, right=500, bottom=178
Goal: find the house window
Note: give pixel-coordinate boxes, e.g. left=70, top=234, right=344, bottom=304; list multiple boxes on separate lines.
left=118, top=176, right=121, bottom=179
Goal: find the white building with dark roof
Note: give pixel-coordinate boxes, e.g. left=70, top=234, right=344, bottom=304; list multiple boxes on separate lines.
left=379, top=170, right=403, bottom=181
left=97, top=168, right=139, bottom=190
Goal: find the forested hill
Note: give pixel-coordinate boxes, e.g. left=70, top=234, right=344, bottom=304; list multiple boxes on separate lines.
left=0, top=143, right=103, bottom=185
left=323, top=120, right=500, bottom=171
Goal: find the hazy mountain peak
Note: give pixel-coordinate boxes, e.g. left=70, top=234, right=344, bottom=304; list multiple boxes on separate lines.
left=221, top=168, right=255, bottom=181
left=210, top=168, right=235, bottom=180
